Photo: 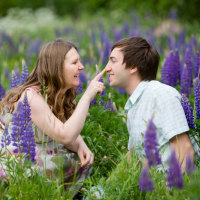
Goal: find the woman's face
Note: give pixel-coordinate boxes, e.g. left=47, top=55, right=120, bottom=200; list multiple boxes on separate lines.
left=63, top=47, right=84, bottom=89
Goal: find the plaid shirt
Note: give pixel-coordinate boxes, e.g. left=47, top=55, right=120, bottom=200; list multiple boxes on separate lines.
left=124, top=80, right=191, bottom=165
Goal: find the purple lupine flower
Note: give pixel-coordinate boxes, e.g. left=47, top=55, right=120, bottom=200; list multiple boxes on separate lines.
left=174, top=49, right=182, bottom=85
left=75, top=81, right=83, bottom=95
left=185, top=154, right=195, bottom=175
left=90, top=97, right=97, bottom=107
left=0, top=83, right=5, bottom=101
left=1, top=126, right=11, bottom=148
left=26, top=39, right=42, bottom=64
left=189, top=35, right=197, bottom=52
left=169, top=51, right=177, bottom=87
left=178, top=30, right=185, bottom=48
left=194, top=51, right=200, bottom=78
left=139, top=166, right=154, bottom=191
left=79, top=71, right=87, bottom=83
left=118, top=87, right=127, bottom=94
left=11, top=102, right=26, bottom=153
left=167, top=151, right=183, bottom=189
left=184, top=48, right=193, bottom=88
left=20, top=121, right=36, bottom=162
left=114, top=29, right=123, bottom=42
left=14, top=66, right=21, bottom=86
left=100, top=89, right=106, bottom=97
left=144, top=118, right=161, bottom=166
left=167, top=34, right=175, bottom=50
left=12, top=93, right=36, bottom=161
left=181, top=65, right=190, bottom=97
left=194, top=78, right=200, bottom=119
left=1, top=32, right=16, bottom=54
left=122, top=22, right=129, bottom=36
left=10, top=71, right=20, bottom=89
left=22, top=93, right=32, bottom=127
left=27, top=39, right=42, bottom=57
left=162, top=50, right=180, bottom=87
left=161, top=54, right=171, bottom=86
left=104, top=99, right=114, bottom=112
left=99, top=88, right=106, bottom=105
left=21, top=60, right=29, bottom=84
left=181, top=94, right=196, bottom=129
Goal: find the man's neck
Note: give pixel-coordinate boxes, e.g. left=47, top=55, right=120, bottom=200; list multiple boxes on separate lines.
left=125, top=78, right=142, bottom=95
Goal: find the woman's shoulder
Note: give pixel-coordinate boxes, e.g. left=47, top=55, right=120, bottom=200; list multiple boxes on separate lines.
left=16, top=86, right=43, bottom=108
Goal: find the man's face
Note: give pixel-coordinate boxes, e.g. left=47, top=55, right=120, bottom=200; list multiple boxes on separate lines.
left=105, top=48, right=131, bottom=89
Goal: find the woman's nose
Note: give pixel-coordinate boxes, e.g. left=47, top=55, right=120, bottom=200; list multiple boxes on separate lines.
left=79, top=63, right=84, bottom=70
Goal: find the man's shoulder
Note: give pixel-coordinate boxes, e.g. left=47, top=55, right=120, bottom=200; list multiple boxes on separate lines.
left=147, top=81, right=180, bottom=97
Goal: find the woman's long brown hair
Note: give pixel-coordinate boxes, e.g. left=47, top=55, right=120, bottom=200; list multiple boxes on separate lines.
left=0, top=38, right=77, bottom=122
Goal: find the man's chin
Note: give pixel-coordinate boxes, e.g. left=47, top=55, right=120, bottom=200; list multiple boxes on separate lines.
left=109, top=82, right=118, bottom=88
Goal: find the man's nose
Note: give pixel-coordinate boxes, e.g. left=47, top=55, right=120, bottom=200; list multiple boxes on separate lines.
left=105, top=64, right=112, bottom=72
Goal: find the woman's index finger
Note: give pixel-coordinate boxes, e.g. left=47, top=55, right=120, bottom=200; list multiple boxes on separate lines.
left=93, top=68, right=106, bottom=81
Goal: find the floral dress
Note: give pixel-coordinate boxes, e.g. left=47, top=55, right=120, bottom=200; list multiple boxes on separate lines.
left=0, top=87, right=92, bottom=196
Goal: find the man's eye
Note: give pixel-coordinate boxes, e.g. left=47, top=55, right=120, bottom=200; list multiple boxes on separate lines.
left=111, top=59, right=116, bottom=63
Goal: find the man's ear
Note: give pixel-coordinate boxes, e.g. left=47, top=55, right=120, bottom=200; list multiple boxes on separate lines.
left=130, top=66, right=138, bottom=74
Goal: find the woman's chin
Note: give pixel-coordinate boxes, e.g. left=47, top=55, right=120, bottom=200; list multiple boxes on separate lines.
left=74, top=82, right=80, bottom=87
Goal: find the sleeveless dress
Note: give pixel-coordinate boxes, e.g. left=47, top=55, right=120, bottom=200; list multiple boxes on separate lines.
left=0, top=87, right=92, bottom=196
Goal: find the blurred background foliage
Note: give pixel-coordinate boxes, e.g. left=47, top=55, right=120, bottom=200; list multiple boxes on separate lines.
left=0, top=0, right=200, bottom=23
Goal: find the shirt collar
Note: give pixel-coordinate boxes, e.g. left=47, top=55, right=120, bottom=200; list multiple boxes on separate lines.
left=124, top=81, right=149, bottom=112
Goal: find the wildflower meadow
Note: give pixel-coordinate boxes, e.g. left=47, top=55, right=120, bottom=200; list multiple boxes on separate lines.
left=0, top=7, right=200, bottom=200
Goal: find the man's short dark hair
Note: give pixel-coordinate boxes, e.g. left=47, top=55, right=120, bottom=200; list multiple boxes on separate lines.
left=111, top=37, right=160, bottom=81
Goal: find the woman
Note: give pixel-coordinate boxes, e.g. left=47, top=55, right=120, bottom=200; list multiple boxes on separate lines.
left=0, top=38, right=106, bottom=195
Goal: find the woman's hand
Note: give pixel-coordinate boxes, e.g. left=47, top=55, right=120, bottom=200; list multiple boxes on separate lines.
left=77, top=139, right=94, bottom=167
left=83, top=69, right=106, bottom=102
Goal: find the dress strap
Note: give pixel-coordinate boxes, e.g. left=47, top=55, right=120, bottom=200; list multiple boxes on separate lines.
left=26, top=87, right=40, bottom=94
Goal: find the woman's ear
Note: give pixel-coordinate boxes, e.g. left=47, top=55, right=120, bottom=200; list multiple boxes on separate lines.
left=130, top=66, right=138, bottom=74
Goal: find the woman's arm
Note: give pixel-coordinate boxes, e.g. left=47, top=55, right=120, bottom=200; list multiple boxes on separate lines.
left=19, top=69, right=106, bottom=146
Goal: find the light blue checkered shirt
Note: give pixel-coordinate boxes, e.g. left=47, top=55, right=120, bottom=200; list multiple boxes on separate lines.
left=124, top=80, right=193, bottom=165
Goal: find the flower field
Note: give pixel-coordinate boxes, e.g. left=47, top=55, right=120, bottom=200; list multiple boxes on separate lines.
left=0, top=8, right=200, bottom=200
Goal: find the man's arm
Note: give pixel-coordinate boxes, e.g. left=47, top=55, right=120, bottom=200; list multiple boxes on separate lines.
left=170, top=133, right=195, bottom=172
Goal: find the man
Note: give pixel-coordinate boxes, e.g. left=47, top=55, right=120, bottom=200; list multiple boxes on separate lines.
left=105, top=36, right=197, bottom=170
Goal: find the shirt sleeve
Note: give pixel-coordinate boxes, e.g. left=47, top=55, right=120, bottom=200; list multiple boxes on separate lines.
left=153, top=85, right=189, bottom=147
